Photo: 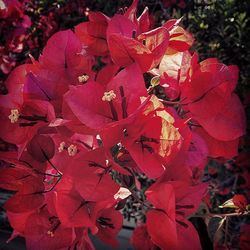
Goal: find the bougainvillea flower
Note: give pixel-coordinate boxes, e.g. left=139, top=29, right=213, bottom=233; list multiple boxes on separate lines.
left=50, top=176, right=96, bottom=231
left=96, top=63, right=120, bottom=86
left=0, top=99, right=55, bottom=155
left=75, top=11, right=110, bottom=56
left=73, top=229, right=95, bottom=250
left=232, top=194, right=248, bottom=212
left=95, top=207, right=123, bottom=248
left=123, top=113, right=182, bottom=178
left=164, top=20, right=194, bottom=53
left=7, top=210, right=33, bottom=240
left=0, top=64, right=56, bottom=149
left=145, top=181, right=205, bottom=250
left=159, top=52, right=246, bottom=141
left=131, top=224, right=158, bottom=250
left=27, top=134, right=55, bottom=162
left=195, top=127, right=240, bottom=159
left=169, top=181, right=206, bottom=250
left=160, top=129, right=207, bottom=184
left=158, top=50, right=195, bottom=85
left=24, top=208, right=74, bottom=250
left=185, top=132, right=208, bottom=169
left=99, top=95, right=183, bottom=179
left=160, top=72, right=181, bottom=100
left=154, top=50, right=194, bottom=99
left=65, top=148, right=120, bottom=202
left=23, top=71, right=68, bottom=115
left=180, top=60, right=246, bottom=141
left=145, top=182, right=177, bottom=249
left=39, top=30, right=95, bottom=85
left=0, top=167, right=44, bottom=213
left=0, top=0, right=247, bottom=249
left=63, top=63, right=147, bottom=130
left=107, top=13, right=169, bottom=72
left=191, top=93, right=246, bottom=141
left=0, top=63, right=37, bottom=109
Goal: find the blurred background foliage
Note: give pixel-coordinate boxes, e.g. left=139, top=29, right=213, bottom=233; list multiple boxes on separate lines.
left=185, top=0, right=250, bottom=98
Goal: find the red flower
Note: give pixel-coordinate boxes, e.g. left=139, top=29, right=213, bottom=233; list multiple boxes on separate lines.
left=144, top=181, right=206, bottom=249
left=24, top=208, right=74, bottom=250
left=131, top=224, right=158, bottom=250
left=63, top=63, right=147, bottom=130
left=75, top=11, right=110, bottom=56
left=95, top=207, right=123, bottom=248
left=232, top=194, right=248, bottom=212
left=107, top=3, right=169, bottom=72
left=145, top=182, right=177, bottom=249
left=0, top=167, right=44, bottom=213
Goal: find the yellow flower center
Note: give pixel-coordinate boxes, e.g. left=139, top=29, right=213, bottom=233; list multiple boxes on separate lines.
left=58, top=141, right=66, bottom=152
left=67, top=144, right=77, bottom=156
left=8, top=109, right=20, bottom=123
left=78, top=74, right=89, bottom=83
left=102, top=90, right=116, bottom=102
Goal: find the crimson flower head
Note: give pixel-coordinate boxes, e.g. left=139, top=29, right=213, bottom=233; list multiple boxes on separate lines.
left=0, top=0, right=247, bottom=249
left=144, top=180, right=206, bottom=250
left=75, top=11, right=110, bottom=56
left=107, top=1, right=169, bottom=72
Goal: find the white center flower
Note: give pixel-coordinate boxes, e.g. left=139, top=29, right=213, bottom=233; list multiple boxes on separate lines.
left=58, top=141, right=66, bottom=152
left=102, top=90, right=116, bottom=102
left=114, top=187, right=132, bottom=200
left=67, top=144, right=77, bottom=156
left=47, top=231, right=54, bottom=237
left=8, top=109, right=20, bottom=123
left=78, top=74, right=89, bottom=83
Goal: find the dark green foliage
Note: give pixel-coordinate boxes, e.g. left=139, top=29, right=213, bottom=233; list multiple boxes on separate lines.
left=185, top=0, right=250, bottom=98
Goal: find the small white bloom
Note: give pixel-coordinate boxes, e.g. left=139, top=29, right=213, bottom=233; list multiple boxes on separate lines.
left=0, top=0, right=6, bottom=10
left=102, top=90, right=116, bottom=102
left=67, top=144, right=77, bottom=156
left=8, top=109, right=20, bottom=123
left=114, top=187, right=131, bottom=200
left=78, top=74, right=89, bottom=83
left=58, top=141, right=66, bottom=152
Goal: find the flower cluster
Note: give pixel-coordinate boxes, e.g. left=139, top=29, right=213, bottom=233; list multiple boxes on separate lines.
left=0, top=0, right=31, bottom=75
left=0, top=0, right=86, bottom=91
left=0, top=0, right=246, bottom=249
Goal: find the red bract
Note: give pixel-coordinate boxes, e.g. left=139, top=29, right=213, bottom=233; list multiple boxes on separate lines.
left=192, top=93, right=245, bottom=141
left=63, top=63, right=146, bottom=130
left=0, top=0, right=247, bottom=249
left=232, top=194, right=248, bottom=211
left=51, top=177, right=96, bottom=230
left=95, top=207, right=123, bottom=247
left=39, top=30, right=94, bottom=84
left=131, top=224, right=158, bottom=250
left=0, top=99, right=55, bottom=154
left=0, top=167, right=44, bottom=213
left=164, top=19, right=194, bottom=53
left=181, top=60, right=245, bottom=140
left=0, top=64, right=33, bottom=108
left=146, top=183, right=177, bottom=249
left=24, top=208, right=74, bottom=250
left=144, top=181, right=205, bottom=250
left=67, top=149, right=120, bottom=202
left=27, top=134, right=55, bottom=162
left=99, top=95, right=184, bottom=179
left=107, top=6, right=169, bottom=72
left=75, top=12, right=110, bottom=56
left=195, top=127, right=240, bottom=159
left=122, top=108, right=182, bottom=178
